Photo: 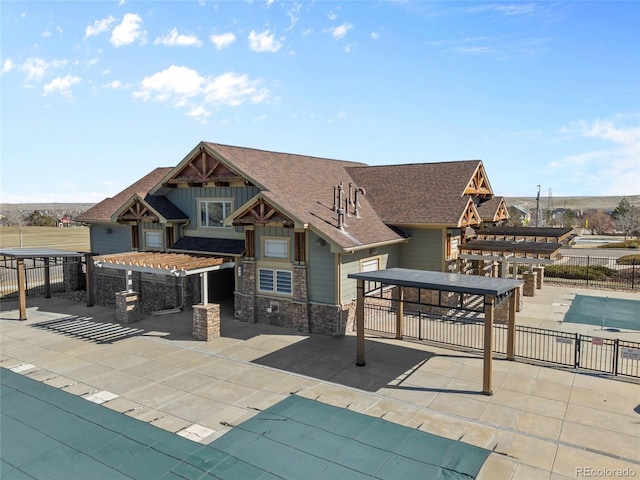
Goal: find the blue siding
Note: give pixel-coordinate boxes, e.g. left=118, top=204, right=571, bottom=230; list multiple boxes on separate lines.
left=307, top=232, right=336, bottom=304
left=398, top=228, right=443, bottom=271
left=340, top=244, right=400, bottom=304
left=90, top=224, right=130, bottom=254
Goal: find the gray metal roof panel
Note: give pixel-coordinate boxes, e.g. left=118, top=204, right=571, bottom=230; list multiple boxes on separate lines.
left=348, top=268, right=523, bottom=296
left=0, top=248, right=86, bottom=258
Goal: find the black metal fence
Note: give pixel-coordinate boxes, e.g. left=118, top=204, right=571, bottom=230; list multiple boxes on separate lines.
left=364, top=302, right=640, bottom=380
left=0, top=256, right=85, bottom=299
left=545, top=254, right=639, bottom=290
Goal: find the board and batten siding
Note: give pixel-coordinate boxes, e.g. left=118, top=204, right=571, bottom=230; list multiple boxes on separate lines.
left=398, top=227, right=444, bottom=272
left=165, top=185, right=260, bottom=236
left=90, top=224, right=131, bottom=254
left=340, top=244, right=400, bottom=304
left=307, top=231, right=336, bottom=304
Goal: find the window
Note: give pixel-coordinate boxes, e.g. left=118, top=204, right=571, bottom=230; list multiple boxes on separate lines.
left=145, top=231, right=162, bottom=248
left=258, top=268, right=292, bottom=295
left=199, top=200, right=232, bottom=228
left=264, top=239, right=288, bottom=259
left=361, top=258, right=380, bottom=272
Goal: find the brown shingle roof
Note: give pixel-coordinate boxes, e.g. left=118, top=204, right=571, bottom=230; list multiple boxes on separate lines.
left=476, top=196, right=504, bottom=222
left=205, top=143, right=404, bottom=250
left=76, top=168, right=172, bottom=222
left=346, top=160, right=484, bottom=225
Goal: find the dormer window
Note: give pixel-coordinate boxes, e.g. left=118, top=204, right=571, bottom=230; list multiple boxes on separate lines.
left=199, top=200, right=232, bottom=228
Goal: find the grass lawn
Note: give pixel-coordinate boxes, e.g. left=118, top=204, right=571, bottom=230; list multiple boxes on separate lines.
left=0, top=226, right=90, bottom=252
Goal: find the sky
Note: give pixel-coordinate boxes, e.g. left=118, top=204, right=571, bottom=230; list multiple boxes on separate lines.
left=1, top=1, right=639, bottom=204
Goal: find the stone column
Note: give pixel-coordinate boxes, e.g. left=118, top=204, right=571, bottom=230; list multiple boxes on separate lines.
left=115, top=291, right=140, bottom=324
left=63, top=256, right=83, bottom=291
left=292, top=265, right=310, bottom=333
left=532, top=266, right=544, bottom=289
left=235, top=260, right=256, bottom=323
left=192, top=304, right=220, bottom=341
left=522, top=272, right=538, bottom=297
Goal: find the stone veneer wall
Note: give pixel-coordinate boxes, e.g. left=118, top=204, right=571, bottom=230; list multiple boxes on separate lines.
left=93, top=269, right=197, bottom=314
left=234, top=260, right=351, bottom=336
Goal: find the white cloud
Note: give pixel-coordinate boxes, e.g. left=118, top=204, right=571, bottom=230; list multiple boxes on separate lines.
left=133, top=65, right=269, bottom=120
left=330, top=22, right=352, bottom=40
left=1, top=59, right=15, bottom=74
left=43, top=75, right=81, bottom=97
left=248, top=29, right=282, bottom=53
left=17, top=57, right=67, bottom=83
left=154, top=28, right=202, bottom=47
left=110, top=13, right=146, bottom=47
left=187, top=105, right=210, bottom=123
left=553, top=117, right=640, bottom=195
left=42, top=30, right=52, bottom=38
left=328, top=12, right=338, bottom=21
left=86, top=15, right=116, bottom=38
left=209, top=32, right=236, bottom=50
left=371, top=31, right=380, bottom=40
left=102, top=80, right=131, bottom=89
left=329, top=110, right=347, bottom=123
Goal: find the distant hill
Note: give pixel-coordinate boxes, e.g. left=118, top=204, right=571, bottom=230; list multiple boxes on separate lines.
left=0, top=203, right=95, bottom=213
left=504, top=195, right=640, bottom=211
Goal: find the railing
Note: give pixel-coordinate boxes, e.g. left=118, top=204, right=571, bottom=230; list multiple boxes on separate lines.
left=0, top=256, right=85, bottom=299
left=364, top=302, right=640, bottom=380
left=545, top=254, right=639, bottom=290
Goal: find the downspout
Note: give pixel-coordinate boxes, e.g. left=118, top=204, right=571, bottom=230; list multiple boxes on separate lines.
left=336, top=253, right=342, bottom=334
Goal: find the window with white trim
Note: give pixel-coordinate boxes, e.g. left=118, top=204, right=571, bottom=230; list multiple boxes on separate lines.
left=145, top=231, right=162, bottom=248
left=264, top=238, right=288, bottom=259
left=258, top=268, right=293, bottom=295
left=361, top=258, right=380, bottom=272
left=199, top=200, right=232, bottom=228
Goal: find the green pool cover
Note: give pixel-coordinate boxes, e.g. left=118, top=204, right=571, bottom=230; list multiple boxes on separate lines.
left=564, top=295, right=640, bottom=331
left=1, top=368, right=491, bottom=479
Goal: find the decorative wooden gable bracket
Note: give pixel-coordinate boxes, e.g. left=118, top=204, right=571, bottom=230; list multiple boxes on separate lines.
left=459, top=200, right=481, bottom=227
left=165, top=147, right=249, bottom=187
left=464, top=164, right=493, bottom=197
left=117, top=197, right=159, bottom=223
left=494, top=199, right=509, bottom=222
left=232, top=198, right=294, bottom=227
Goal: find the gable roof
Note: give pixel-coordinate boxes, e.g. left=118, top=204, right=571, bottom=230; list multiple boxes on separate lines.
left=77, top=168, right=173, bottom=223
left=346, top=160, right=488, bottom=226
left=202, top=143, right=404, bottom=250
left=477, top=197, right=509, bottom=223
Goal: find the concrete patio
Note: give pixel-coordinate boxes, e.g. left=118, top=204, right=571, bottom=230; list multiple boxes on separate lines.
left=1, top=285, right=639, bottom=479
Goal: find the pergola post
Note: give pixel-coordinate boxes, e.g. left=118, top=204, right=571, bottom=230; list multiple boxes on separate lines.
left=507, top=290, right=517, bottom=361
left=201, top=272, right=209, bottom=304
left=85, top=253, right=94, bottom=307
left=483, top=293, right=494, bottom=396
left=356, top=279, right=365, bottom=366
left=395, top=286, right=404, bottom=340
left=44, top=257, right=51, bottom=298
left=17, top=258, right=27, bottom=321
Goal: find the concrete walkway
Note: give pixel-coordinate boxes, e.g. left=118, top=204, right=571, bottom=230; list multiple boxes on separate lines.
left=1, top=285, right=639, bottom=479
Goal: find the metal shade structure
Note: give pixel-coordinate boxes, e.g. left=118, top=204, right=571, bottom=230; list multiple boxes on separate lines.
left=348, top=268, right=523, bottom=395
left=0, top=248, right=90, bottom=321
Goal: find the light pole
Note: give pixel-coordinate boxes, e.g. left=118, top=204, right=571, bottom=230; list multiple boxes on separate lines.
left=535, top=185, right=541, bottom=227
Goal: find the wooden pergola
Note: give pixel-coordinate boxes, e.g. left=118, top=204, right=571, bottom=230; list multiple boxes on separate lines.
left=348, top=268, right=523, bottom=396
left=93, top=251, right=234, bottom=304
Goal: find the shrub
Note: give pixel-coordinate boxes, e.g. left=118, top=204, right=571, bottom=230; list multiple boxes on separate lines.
left=617, top=254, right=640, bottom=265
left=598, top=240, right=640, bottom=249
left=545, top=264, right=616, bottom=280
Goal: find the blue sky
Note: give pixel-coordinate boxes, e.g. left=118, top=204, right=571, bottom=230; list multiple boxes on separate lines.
left=1, top=1, right=639, bottom=203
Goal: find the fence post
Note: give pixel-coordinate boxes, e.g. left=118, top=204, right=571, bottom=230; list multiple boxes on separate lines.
left=633, top=260, right=637, bottom=290
left=613, top=339, right=619, bottom=376
left=418, top=311, right=422, bottom=340
left=574, top=333, right=581, bottom=368
left=586, top=256, right=590, bottom=287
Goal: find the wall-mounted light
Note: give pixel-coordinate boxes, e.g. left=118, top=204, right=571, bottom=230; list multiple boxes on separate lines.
left=105, top=228, right=112, bottom=234
left=315, top=238, right=326, bottom=247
